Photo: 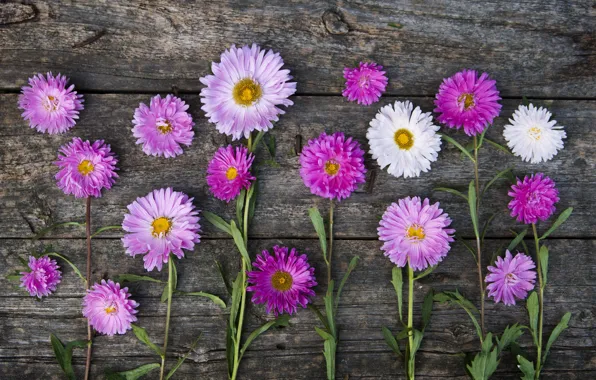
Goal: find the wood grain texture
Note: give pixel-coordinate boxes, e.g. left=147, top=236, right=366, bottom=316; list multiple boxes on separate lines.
left=0, top=0, right=594, bottom=96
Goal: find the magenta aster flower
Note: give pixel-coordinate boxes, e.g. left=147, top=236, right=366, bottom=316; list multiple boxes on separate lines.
left=82, top=280, right=139, bottom=336
left=247, top=245, right=317, bottom=316
left=434, top=69, right=501, bottom=136
left=18, top=72, right=84, bottom=134
left=300, top=132, right=367, bottom=201
left=20, top=256, right=61, bottom=298
left=508, top=173, right=559, bottom=225
left=122, top=188, right=201, bottom=271
left=486, top=250, right=536, bottom=306
left=132, top=94, right=195, bottom=158
left=378, top=197, right=455, bottom=271
left=200, top=44, right=296, bottom=140
left=54, top=137, right=119, bottom=198
left=206, top=145, right=255, bottom=202
left=342, top=62, right=388, bottom=106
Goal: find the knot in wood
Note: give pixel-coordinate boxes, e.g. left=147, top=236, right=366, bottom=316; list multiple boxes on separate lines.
left=322, top=10, right=349, bottom=35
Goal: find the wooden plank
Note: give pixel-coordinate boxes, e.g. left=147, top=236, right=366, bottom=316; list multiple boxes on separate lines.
left=0, top=94, right=593, bottom=239
left=0, top=1, right=594, bottom=96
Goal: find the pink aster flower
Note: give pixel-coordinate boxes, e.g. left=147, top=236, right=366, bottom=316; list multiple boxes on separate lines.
left=18, top=72, right=84, bottom=134
left=300, top=132, right=367, bottom=201
left=206, top=145, right=255, bottom=202
left=20, top=256, right=62, bottom=298
left=508, top=173, right=559, bottom=225
left=434, top=69, right=501, bottom=136
left=247, top=245, right=317, bottom=316
left=132, top=94, right=195, bottom=158
left=378, top=197, right=455, bottom=271
left=200, top=44, right=296, bottom=140
left=486, top=250, right=536, bottom=306
left=342, top=62, right=388, bottom=106
left=82, top=280, right=139, bottom=336
left=122, top=188, right=201, bottom=272
left=54, top=137, right=119, bottom=198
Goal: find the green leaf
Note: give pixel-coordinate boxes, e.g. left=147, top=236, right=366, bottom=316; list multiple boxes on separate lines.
left=315, top=326, right=334, bottom=341
left=484, top=138, right=513, bottom=155
left=433, top=187, right=468, bottom=201
left=517, top=355, right=535, bottom=380
left=422, top=289, right=434, bottom=330
left=6, top=272, right=22, bottom=282
left=250, top=131, right=266, bottom=153
left=434, top=291, right=482, bottom=341
left=456, top=236, right=478, bottom=263
left=477, top=128, right=487, bottom=149
left=106, top=363, right=161, bottom=380
left=481, top=213, right=497, bottom=243
left=481, top=168, right=512, bottom=199
left=526, top=292, right=539, bottom=345
left=236, top=189, right=246, bottom=230
left=325, top=280, right=336, bottom=336
left=391, top=266, right=404, bottom=323
left=538, top=245, right=549, bottom=287
left=215, top=260, right=232, bottom=296
left=90, top=225, right=122, bottom=238
left=247, top=182, right=257, bottom=223
left=229, top=272, right=244, bottom=335
left=113, top=274, right=163, bottom=284
left=175, top=291, right=226, bottom=308
left=407, top=329, right=424, bottom=378
left=334, top=256, right=359, bottom=313
left=132, top=325, right=163, bottom=358
left=387, top=22, right=403, bottom=29
left=381, top=327, right=402, bottom=357
left=466, top=333, right=498, bottom=380
left=308, top=207, right=327, bottom=260
left=540, top=207, right=573, bottom=240
left=230, top=220, right=251, bottom=269
left=323, top=336, right=337, bottom=380
left=413, top=265, right=437, bottom=281
left=309, top=304, right=330, bottom=332
left=543, top=312, right=571, bottom=365
left=50, top=334, right=88, bottom=380
left=161, top=259, right=177, bottom=303
left=165, top=334, right=202, bottom=379
left=50, top=334, right=67, bottom=375
left=496, top=324, right=524, bottom=354
left=239, top=315, right=290, bottom=360
left=46, top=252, right=86, bottom=285
left=33, top=221, right=85, bottom=240
left=440, top=133, right=475, bottom=162
left=203, top=211, right=232, bottom=235
left=468, top=181, right=480, bottom=238
left=508, top=228, right=528, bottom=252
left=522, top=96, right=530, bottom=107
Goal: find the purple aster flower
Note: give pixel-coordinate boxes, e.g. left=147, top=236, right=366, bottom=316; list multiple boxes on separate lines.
left=82, top=280, right=139, bottom=336
left=132, top=94, right=195, bottom=158
left=206, top=145, right=255, bottom=202
left=434, top=69, right=501, bottom=136
left=378, top=196, right=455, bottom=271
left=54, top=137, right=119, bottom=198
left=300, top=132, right=367, bottom=201
left=122, top=188, right=201, bottom=272
left=342, top=62, right=388, bottom=106
left=247, top=245, right=317, bottom=316
left=20, top=256, right=62, bottom=298
left=18, top=72, right=84, bottom=134
left=508, top=173, right=559, bottom=224
left=486, top=250, right=536, bottom=306
left=200, top=44, right=296, bottom=140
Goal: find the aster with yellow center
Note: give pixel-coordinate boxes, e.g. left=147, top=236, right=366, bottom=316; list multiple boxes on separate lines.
left=406, top=224, right=425, bottom=241
left=77, top=160, right=94, bottom=176
left=271, top=271, right=293, bottom=291
left=457, top=92, right=475, bottom=111
left=233, top=78, right=262, bottom=106
left=105, top=304, right=117, bottom=314
left=207, top=145, right=256, bottom=202
left=324, top=161, right=340, bottom=176
left=156, top=119, right=173, bottom=134
left=394, top=128, right=414, bottom=150
left=82, top=280, right=139, bottom=336
left=151, top=217, right=172, bottom=237
left=226, top=167, right=238, bottom=180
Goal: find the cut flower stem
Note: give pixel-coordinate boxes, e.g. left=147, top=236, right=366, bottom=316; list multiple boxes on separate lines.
left=532, top=223, right=544, bottom=379
left=159, top=254, right=174, bottom=380
left=84, top=197, right=93, bottom=380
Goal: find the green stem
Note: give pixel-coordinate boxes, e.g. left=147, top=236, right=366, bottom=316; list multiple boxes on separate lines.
left=84, top=197, right=93, bottom=380
left=327, top=199, right=334, bottom=284
left=160, top=255, right=174, bottom=380
left=532, top=223, right=544, bottom=379
left=473, top=135, right=485, bottom=340
left=407, top=262, right=415, bottom=380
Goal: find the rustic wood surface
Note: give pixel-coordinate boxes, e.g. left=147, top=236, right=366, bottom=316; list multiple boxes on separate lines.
left=0, top=1, right=594, bottom=379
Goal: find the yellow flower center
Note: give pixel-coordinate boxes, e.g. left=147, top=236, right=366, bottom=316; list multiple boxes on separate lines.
left=528, top=126, right=542, bottom=141
left=105, top=305, right=117, bottom=314
left=156, top=119, right=173, bottom=134
left=271, top=270, right=293, bottom=292
left=43, top=95, right=59, bottom=112
left=151, top=217, right=172, bottom=237
left=457, top=93, right=475, bottom=110
left=233, top=78, right=262, bottom=106
left=226, top=167, right=238, bottom=180
left=406, top=224, right=425, bottom=241
left=394, top=128, right=414, bottom=150
left=77, top=160, right=95, bottom=176
left=324, top=161, right=340, bottom=176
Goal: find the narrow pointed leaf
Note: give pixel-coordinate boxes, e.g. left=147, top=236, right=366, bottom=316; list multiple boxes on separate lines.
left=543, top=312, right=571, bottom=364
left=308, top=207, right=327, bottom=260
left=381, top=327, right=402, bottom=357
left=484, top=138, right=513, bottom=155
left=50, top=334, right=67, bottom=373
left=236, top=189, right=246, bottom=230
left=325, top=280, right=336, bottom=336
left=539, top=245, right=549, bottom=287
left=230, top=220, right=251, bottom=270
left=540, top=207, right=573, bottom=240
left=526, top=292, right=539, bottom=344
left=468, top=181, right=480, bottom=238
left=391, top=266, right=403, bottom=322
left=161, top=259, right=177, bottom=303
left=239, top=315, right=290, bottom=360
left=203, top=211, right=232, bottom=235
left=165, top=334, right=202, bottom=379
left=132, top=325, right=163, bottom=357
left=508, top=228, right=528, bottom=252
left=215, top=260, right=232, bottom=296
left=46, top=252, right=86, bottom=285
left=422, top=289, right=434, bottom=330
left=481, top=213, right=497, bottom=243
left=413, top=265, right=437, bottom=281
left=309, top=304, right=330, bottom=332
left=334, top=256, right=359, bottom=313
left=106, top=363, right=161, bottom=380
left=175, top=291, right=226, bottom=308
left=433, top=187, right=468, bottom=201
left=440, top=133, right=476, bottom=162
left=229, top=272, right=244, bottom=334
left=481, top=168, right=513, bottom=198
left=456, top=236, right=477, bottom=263
left=315, top=326, right=334, bottom=341
left=33, top=221, right=85, bottom=240
left=113, top=274, right=163, bottom=284
left=90, top=225, right=122, bottom=238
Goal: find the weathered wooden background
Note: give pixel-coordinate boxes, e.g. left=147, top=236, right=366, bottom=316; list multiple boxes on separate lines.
left=1, top=1, right=595, bottom=379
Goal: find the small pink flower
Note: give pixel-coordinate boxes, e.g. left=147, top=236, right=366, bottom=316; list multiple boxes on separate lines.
left=20, top=256, right=62, bottom=298
left=486, top=251, right=536, bottom=305
left=207, top=145, right=255, bottom=202
left=82, top=280, right=139, bottom=336
left=508, top=173, right=559, bottom=224
left=342, top=62, right=388, bottom=106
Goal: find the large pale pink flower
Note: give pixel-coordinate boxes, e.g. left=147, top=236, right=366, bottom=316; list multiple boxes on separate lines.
left=20, top=256, right=61, bottom=298
left=486, top=251, right=536, bottom=306
left=508, top=173, right=559, bottom=224
left=82, top=280, right=139, bottom=336
left=206, top=145, right=255, bottom=202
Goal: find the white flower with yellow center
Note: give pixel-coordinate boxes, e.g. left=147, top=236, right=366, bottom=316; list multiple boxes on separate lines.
left=503, top=104, right=566, bottom=164
left=367, top=101, right=441, bottom=178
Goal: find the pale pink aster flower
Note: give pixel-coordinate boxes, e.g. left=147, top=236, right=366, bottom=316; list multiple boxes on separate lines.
left=122, top=188, right=201, bottom=272
left=508, top=173, right=559, bottom=225
left=206, top=145, right=255, bottom=202
left=200, top=44, right=296, bottom=140
left=434, top=69, right=501, bottom=136
left=18, top=72, right=84, bottom=134
left=82, top=280, right=139, bottom=336
left=54, top=137, right=119, bottom=198
left=299, top=132, right=367, bottom=201
left=378, top=196, right=455, bottom=271
left=132, top=94, right=195, bottom=158
left=486, top=250, right=536, bottom=306
left=20, top=256, right=62, bottom=298
left=342, top=62, right=388, bottom=106
left=247, top=245, right=317, bottom=316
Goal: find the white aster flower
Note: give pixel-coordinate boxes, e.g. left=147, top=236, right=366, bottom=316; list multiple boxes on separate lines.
left=367, top=100, right=441, bottom=178
left=503, top=104, right=566, bottom=164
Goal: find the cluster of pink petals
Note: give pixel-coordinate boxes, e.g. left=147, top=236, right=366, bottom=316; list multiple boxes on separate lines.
left=486, top=250, right=536, bottom=305
left=54, top=137, right=119, bottom=198
left=122, top=188, right=201, bottom=272
left=20, top=256, right=62, bottom=298
left=82, top=280, right=139, bottom=336
left=299, top=132, right=367, bottom=201
left=18, top=72, right=84, bottom=134
left=247, top=245, right=317, bottom=316
left=378, top=196, right=455, bottom=271
left=434, top=69, right=501, bottom=136
left=206, top=145, right=255, bottom=202
left=132, top=94, right=195, bottom=158
left=508, top=173, right=559, bottom=225
left=342, top=62, right=388, bottom=106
